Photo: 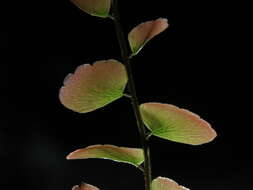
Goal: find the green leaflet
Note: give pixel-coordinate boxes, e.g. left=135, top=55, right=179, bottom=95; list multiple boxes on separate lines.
left=128, top=18, right=169, bottom=56
left=67, top=145, right=144, bottom=167
left=152, top=177, right=190, bottom=190
left=140, top=103, right=217, bottom=145
left=71, top=0, right=112, bottom=18
left=59, top=59, right=127, bottom=113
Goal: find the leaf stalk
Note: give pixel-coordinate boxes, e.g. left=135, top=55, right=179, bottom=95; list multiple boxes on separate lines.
left=123, top=93, right=132, bottom=99
left=111, top=1, right=152, bottom=190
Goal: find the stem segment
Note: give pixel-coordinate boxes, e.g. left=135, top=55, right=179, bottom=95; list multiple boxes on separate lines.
left=111, top=1, right=152, bottom=190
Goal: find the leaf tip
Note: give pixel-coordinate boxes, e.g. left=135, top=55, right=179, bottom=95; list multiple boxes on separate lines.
left=72, top=183, right=100, bottom=190
left=66, top=149, right=80, bottom=160
left=152, top=176, right=190, bottom=190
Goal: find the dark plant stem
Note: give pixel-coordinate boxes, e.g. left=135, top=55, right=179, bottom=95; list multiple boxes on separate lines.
left=111, top=1, right=152, bottom=190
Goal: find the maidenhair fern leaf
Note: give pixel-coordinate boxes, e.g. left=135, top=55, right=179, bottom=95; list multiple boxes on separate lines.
left=67, top=144, right=144, bottom=167
left=128, top=18, right=169, bottom=56
left=59, top=59, right=127, bottom=113
left=140, top=103, right=217, bottom=145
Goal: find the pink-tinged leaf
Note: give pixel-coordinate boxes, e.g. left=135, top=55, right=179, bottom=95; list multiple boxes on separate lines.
left=140, top=103, right=217, bottom=145
left=59, top=59, right=128, bottom=113
left=71, top=0, right=112, bottom=18
left=67, top=145, right=144, bottom=167
left=152, top=177, right=190, bottom=190
left=72, top=183, right=100, bottom=190
left=128, top=18, right=169, bottom=56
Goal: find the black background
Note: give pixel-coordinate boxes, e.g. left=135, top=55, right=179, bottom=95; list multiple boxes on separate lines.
left=4, top=0, right=250, bottom=190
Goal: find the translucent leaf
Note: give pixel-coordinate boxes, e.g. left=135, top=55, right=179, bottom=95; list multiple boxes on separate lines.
left=152, top=177, right=190, bottom=190
left=140, top=103, right=217, bottom=145
left=67, top=145, right=144, bottom=167
left=72, top=183, right=100, bottom=190
left=59, top=59, right=128, bottom=113
left=71, top=0, right=112, bottom=18
left=128, top=18, right=169, bottom=56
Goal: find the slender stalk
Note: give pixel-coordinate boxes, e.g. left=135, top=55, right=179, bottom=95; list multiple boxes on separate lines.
left=111, top=1, right=152, bottom=190
left=123, top=93, right=132, bottom=99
